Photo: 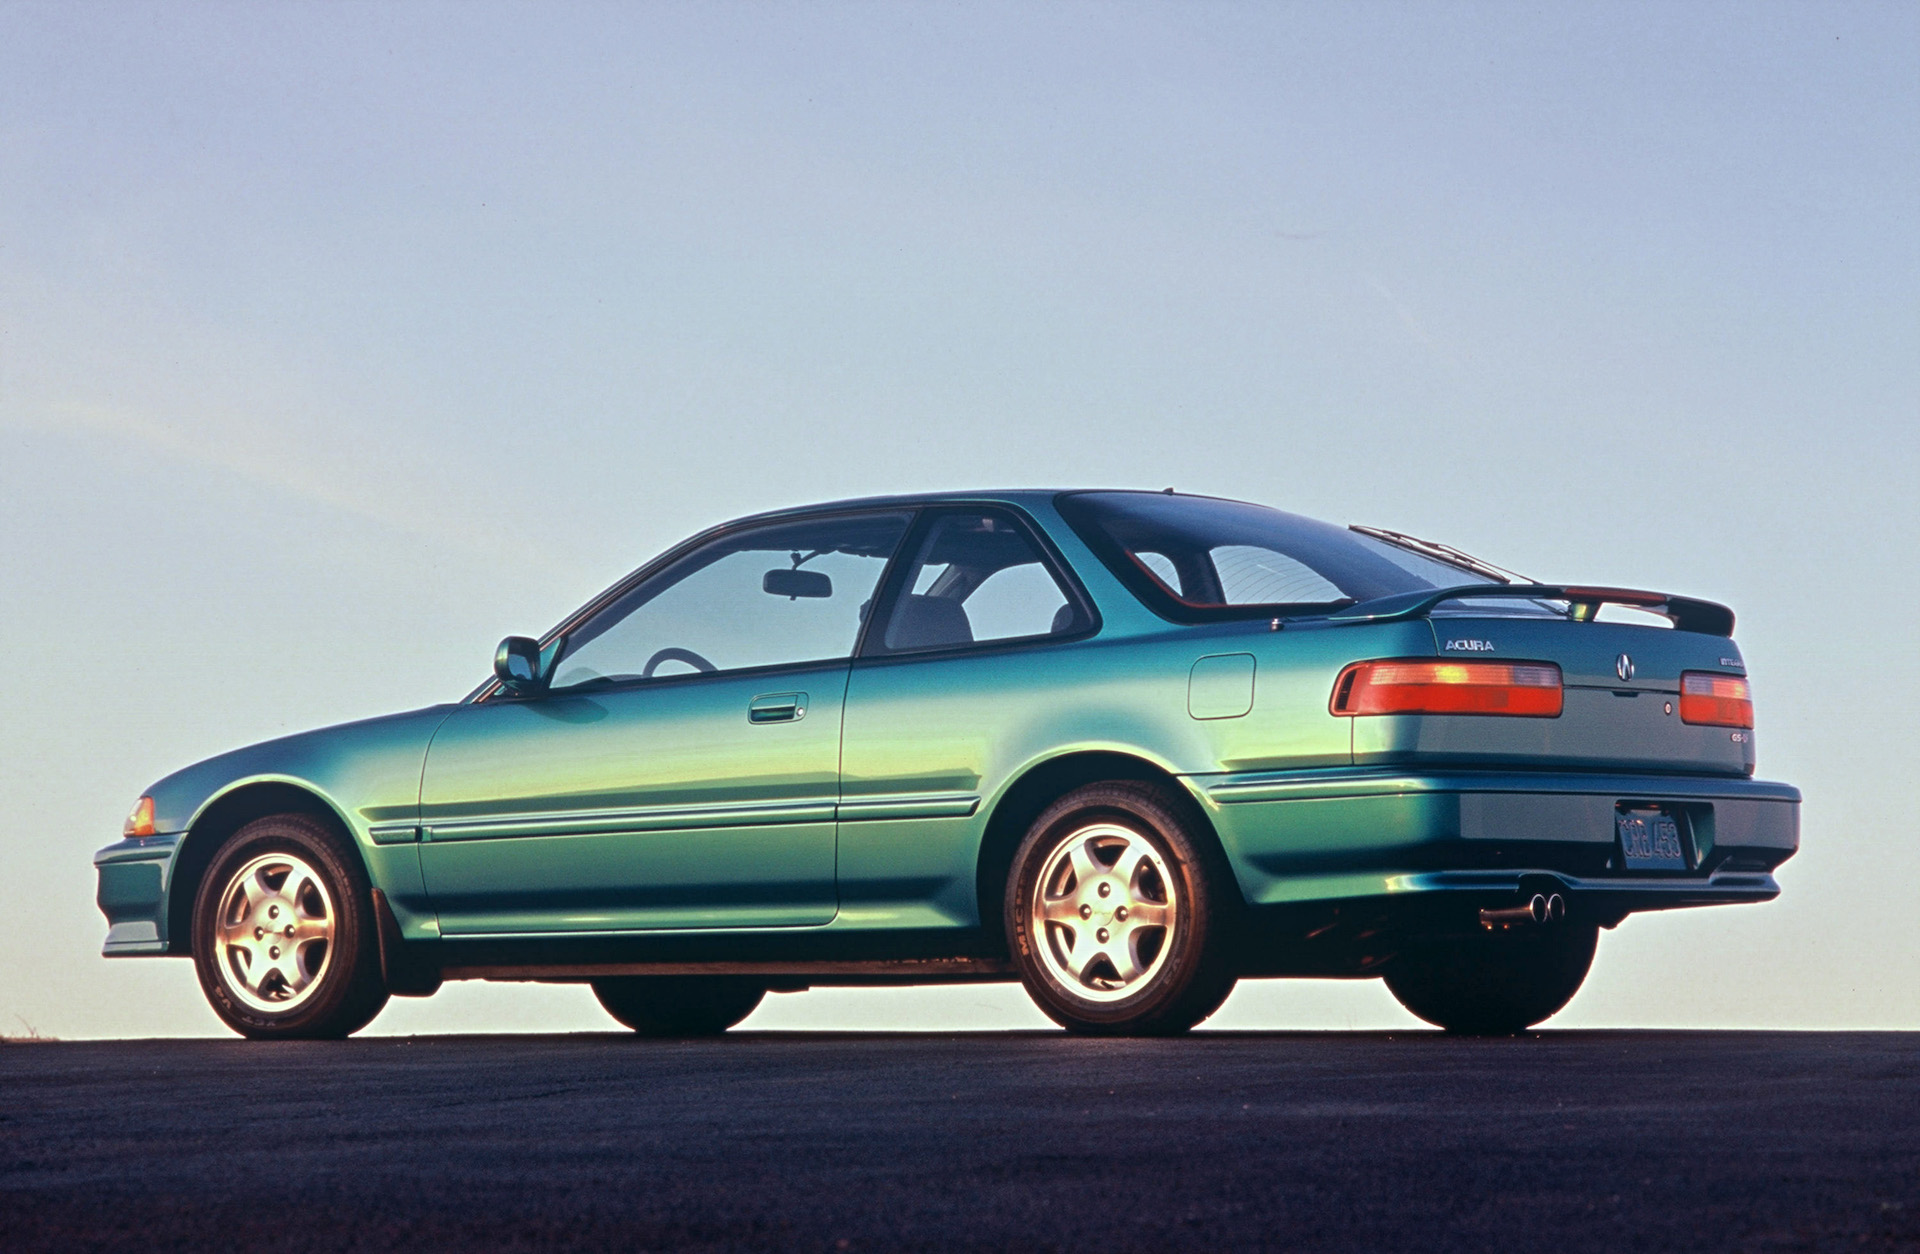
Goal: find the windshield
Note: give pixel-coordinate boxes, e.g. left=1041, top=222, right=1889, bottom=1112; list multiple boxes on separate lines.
left=1056, top=491, right=1506, bottom=621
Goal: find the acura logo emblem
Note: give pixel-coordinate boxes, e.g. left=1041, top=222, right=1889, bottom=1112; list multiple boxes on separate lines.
left=1616, top=653, right=1635, bottom=682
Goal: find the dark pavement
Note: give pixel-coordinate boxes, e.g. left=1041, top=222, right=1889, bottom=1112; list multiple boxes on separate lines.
left=2, top=1030, right=1916, bottom=1252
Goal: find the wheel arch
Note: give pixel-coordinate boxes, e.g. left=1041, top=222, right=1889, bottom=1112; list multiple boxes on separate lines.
left=167, top=780, right=362, bottom=955
left=973, top=750, right=1226, bottom=955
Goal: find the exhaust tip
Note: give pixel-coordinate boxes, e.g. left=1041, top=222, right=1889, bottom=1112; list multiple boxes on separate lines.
left=1478, top=891, right=1567, bottom=929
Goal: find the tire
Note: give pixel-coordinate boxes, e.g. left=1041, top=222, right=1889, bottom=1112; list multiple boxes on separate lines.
left=591, top=977, right=766, bottom=1036
left=191, top=813, right=390, bottom=1040
left=1005, top=781, right=1238, bottom=1036
left=1384, top=923, right=1598, bottom=1035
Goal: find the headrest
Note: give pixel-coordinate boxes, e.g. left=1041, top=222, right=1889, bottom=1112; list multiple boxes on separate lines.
left=887, top=595, right=974, bottom=649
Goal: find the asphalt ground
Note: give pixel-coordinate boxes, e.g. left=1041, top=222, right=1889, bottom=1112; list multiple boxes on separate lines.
left=1, top=1030, right=1916, bottom=1252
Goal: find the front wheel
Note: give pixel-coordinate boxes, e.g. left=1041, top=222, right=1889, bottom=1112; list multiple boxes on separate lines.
left=1006, top=782, right=1238, bottom=1036
left=190, top=813, right=390, bottom=1039
left=591, top=976, right=766, bottom=1036
left=1384, top=923, right=1598, bottom=1035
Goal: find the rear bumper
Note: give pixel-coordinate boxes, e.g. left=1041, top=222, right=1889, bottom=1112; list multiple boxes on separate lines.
left=94, top=833, right=184, bottom=955
left=1190, top=767, right=1799, bottom=913
left=1247, top=866, right=1779, bottom=916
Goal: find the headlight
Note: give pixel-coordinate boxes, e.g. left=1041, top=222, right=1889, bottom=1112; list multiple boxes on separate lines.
left=124, top=796, right=157, bottom=838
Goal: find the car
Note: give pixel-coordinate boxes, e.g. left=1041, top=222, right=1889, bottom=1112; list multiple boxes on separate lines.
left=94, top=489, right=1800, bottom=1039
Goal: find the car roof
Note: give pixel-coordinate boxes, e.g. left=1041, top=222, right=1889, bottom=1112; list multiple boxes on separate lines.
left=717, top=487, right=1207, bottom=529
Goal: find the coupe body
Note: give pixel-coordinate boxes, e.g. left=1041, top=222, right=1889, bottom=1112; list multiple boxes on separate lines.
left=95, top=490, right=1799, bottom=1038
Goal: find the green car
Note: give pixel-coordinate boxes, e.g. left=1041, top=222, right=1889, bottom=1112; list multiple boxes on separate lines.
left=95, top=490, right=1799, bottom=1039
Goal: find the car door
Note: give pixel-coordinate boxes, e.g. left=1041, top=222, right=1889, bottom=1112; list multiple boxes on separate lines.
left=419, top=510, right=912, bottom=935
left=835, top=508, right=1100, bottom=929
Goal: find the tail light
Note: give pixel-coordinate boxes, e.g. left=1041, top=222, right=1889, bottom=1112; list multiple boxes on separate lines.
left=1679, top=672, right=1753, bottom=728
left=1330, top=659, right=1563, bottom=717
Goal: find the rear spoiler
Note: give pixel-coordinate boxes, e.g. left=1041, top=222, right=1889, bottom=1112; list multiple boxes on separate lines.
left=1318, top=584, right=1736, bottom=637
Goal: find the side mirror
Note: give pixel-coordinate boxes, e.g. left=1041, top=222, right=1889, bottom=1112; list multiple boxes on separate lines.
left=494, top=636, right=547, bottom=696
left=763, top=568, right=833, bottom=599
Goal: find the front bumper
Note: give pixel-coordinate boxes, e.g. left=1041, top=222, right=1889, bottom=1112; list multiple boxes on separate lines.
left=94, top=833, right=185, bottom=954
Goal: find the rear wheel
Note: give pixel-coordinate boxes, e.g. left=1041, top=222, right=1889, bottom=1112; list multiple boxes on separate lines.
left=591, top=976, right=766, bottom=1036
left=1384, top=923, right=1598, bottom=1034
left=191, top=813, right=389, bottom=1039
left=1006, top=782, right=1238, bottom=1036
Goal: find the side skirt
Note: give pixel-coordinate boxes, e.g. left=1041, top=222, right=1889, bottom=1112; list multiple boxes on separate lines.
left=441, top=957, right=1016, bottom=986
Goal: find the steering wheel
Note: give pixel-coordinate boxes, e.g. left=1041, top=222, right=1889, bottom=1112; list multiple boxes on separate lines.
left=641, top=646, right=718, bottom=678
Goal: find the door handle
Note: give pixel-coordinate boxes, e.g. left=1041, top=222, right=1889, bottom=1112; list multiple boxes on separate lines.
left=748, top=692, right=807, bottom=723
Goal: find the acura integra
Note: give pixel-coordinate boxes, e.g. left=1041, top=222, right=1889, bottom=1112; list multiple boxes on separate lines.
left=94, top=490, right=1799, bottom=1038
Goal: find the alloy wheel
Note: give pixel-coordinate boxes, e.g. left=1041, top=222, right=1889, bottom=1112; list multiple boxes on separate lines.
left=1028, top=822, right=1178, bottom=1002
left=213, top=852, right=336, bottom=1013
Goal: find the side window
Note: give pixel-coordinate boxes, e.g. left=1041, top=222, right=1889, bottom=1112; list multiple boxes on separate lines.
left=548, top=512, right=911, bottom=692
left=1134, top=551, right=1181, bottom=592
left=878, top=511, right=1088, bottom=653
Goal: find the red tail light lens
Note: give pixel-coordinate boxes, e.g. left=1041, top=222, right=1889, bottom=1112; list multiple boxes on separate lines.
left=1679, top=672, right=1753, bottom=728
left=1330, top=659, right=1563, bottom=717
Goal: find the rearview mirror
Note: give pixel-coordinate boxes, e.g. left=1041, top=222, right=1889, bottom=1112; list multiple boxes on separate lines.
left=763, top=569, right=833, bottom=599
left=494, top=636, right=547, bottom=696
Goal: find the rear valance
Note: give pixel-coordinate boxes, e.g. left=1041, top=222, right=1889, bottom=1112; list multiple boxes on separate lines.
left=1316, top=585, right=1736, bottom=637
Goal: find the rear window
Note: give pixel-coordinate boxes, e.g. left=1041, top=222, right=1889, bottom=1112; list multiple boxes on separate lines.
left=1056, top=491, right=1505, bottom=622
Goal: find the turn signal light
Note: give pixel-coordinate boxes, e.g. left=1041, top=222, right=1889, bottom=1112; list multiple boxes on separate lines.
left=1330, top=659, right=1563, bottom=717
left=1679, top=672, right=1753, bottom=728
left=124, top=796, right=157, bottom=838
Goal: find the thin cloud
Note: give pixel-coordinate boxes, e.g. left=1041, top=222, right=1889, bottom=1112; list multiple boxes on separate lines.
left=1364, top=274, right=1461, bottom=373
left=27, top=399, right=549, bottom=569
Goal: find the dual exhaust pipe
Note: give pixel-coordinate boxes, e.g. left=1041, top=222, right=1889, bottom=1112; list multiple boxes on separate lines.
left=1479, top=892, right=1566, bottom=929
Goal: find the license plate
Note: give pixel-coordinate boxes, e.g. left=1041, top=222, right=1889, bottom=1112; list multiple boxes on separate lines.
left=1617, top=807, right=1689, bottom=872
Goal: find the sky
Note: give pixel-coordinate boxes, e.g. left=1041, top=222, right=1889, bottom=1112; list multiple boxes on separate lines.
left=0, top=1, right=1914, bottom=1039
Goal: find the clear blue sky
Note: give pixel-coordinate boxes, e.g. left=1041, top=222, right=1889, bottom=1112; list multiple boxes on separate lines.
left=2, top=1, right=1914, bottom=1037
